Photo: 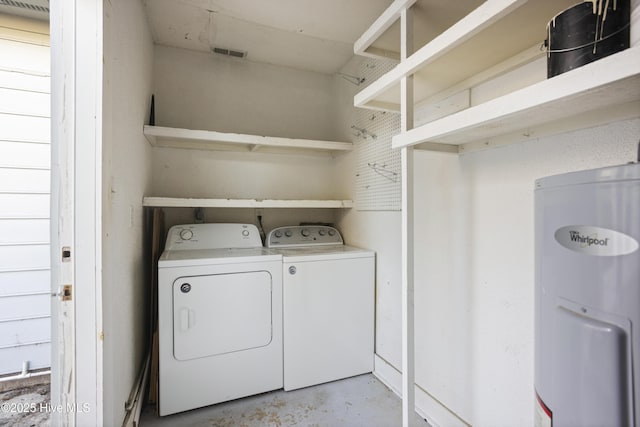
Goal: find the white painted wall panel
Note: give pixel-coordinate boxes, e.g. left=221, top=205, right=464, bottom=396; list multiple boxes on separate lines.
left=0, top=87, right=50, bottom=116
left=0, top=142, right=50, bottom=168
left=0, top=114, right=49, bottom=142
left=0, top=39, right=49, bottom=72
left=412, top=121, right=639, bottom=426
left=0, top=317, right=50, bottom=347
left=0, top=270, right=50, bottom=295
left=336, top=54, right=640, bottom=427
left=0, top=169, right=50, bottom=193
left=0, top=342, right=50, bottom=373
left=102, top=0, right=154, bottom=423
left=0, top=194, right=49, bottom=218
left=0, top=15, right=50, bottom=376
left=0, top=69, right=49, bottom=92
left=0, top=219, right=49, bottom=243
left=0, top=245, right=50, bottom=271
left=0, top=293, right=49, bottom=321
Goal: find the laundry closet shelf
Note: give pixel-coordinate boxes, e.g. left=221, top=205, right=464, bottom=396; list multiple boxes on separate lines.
left=392, top=46, right=640, bottom=151
left=142, top=197, right=354, bottom=209
left=143, top=126, right=353, bottom=154
left=354, top=0, right=578, bottom=111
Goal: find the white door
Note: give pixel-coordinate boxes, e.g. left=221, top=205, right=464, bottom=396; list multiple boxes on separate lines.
left=50, top=0, right=102, bottom=425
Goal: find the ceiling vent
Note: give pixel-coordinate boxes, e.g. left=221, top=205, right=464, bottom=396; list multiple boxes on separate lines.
left=212, top=47, right=247, bottom=59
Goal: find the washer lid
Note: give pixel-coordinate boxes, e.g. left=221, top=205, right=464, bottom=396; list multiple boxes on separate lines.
left=273, top=245, right=374, bottom=262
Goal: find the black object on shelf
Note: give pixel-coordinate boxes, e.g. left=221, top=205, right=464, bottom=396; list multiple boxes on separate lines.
left=149, top=94, right=155, bottom=126
left=546, top=0, right=630, bottom=78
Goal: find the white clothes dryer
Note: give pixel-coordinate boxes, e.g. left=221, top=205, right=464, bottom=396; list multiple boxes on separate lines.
left=158, top=223, right=282, bottom=416
left=266, top=225, right=375, bottom=391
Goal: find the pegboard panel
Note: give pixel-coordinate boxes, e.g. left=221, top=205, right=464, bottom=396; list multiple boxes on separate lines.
left=353, top=58, right=401, bottom=211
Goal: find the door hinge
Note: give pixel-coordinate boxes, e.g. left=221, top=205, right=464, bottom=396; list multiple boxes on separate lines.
left=52, top=284, right=72, bottom=301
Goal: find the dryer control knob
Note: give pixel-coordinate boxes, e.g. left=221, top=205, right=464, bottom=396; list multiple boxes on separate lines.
left=274, top=230, right=283, bottom=238
left=301, top=229, right=310, bottom=237
left=328, top=229, right=336, bottom=236
left=179, top=229, right=193, bottom=240
left=242, top=230, right=250, bottom=237
left=318, top=229, right=326, bottom=236
left=285, top=230, right=293, bottom=237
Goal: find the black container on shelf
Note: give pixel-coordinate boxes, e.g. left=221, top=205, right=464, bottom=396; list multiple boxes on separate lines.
left=546, top=0, right=630, bottom=78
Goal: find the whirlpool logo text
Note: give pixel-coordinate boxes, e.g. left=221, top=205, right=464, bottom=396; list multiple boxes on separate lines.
left=554, top=225, right=638, bottom=256
left=568, top=230, right=609, bottom=247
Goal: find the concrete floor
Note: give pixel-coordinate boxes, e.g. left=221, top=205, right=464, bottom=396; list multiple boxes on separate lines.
left=140, top=374, right=431, bottom=427
left=0, top=375, right=50, bottom=427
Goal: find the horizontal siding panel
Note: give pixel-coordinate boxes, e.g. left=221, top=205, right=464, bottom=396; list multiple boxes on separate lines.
left=0, top=219, right=49, bottom=244
left=0, top=168, right=49, bottom=193
left=0, top=341, right=50, bottom=375
left=0, top=316, right=50, bottom=347
left=0, top=292, right=49, bottom=321
left=0, top=141, right=50, bottom=169
left=0, top=270, right=50, bottom=296
left=0, top=114, right=49, bottom=142
left=0, top=69, right=49, bottom=93
left=0, top=39, right=49, bottom=74
left=0, top=194, right=49, bottom=218
left=0, top=244, right=50, bottom=271
left=0, top=87, right=50, bottom=117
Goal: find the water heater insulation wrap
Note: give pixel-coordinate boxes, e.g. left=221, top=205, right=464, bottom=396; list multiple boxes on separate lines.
left=534, top=163, right=639, bottom=427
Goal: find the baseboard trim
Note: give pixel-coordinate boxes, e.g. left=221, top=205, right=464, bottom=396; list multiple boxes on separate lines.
left=372, top=354, right=470, bottom=427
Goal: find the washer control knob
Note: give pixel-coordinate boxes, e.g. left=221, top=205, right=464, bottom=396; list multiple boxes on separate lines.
left=242, top=229, right=250, bottom=237
left=179, top=229, right=193, bottom=240
left=328, top=229, right=336, bottom=236
left=274, top=230, right=283, bottom=238
left=285, top=230, right=293, bottom=237
left=318, top=229, right=326, bottom=236
left=301, top=229, right=310, bottom=237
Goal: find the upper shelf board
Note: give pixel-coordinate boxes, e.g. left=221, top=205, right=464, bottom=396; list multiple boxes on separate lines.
left=392, top=45, right=640, bottom=150
left=142, top=197, right=354, bottom=209
left=143, top=125, right=353, bottom=155
left=354, top=0, right=577, bottom=110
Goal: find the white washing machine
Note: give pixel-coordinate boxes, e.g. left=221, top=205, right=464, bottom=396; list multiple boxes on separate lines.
left=158, top=223, right=283, bottom=416
left=266, top=225, right=375, bottom=391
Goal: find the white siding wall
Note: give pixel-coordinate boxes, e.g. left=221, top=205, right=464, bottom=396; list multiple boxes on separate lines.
left=0, top=14, right=50, bottom=376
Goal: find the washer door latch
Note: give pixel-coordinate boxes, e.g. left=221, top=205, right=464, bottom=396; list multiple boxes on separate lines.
left=288, top=266, right=296, bottom=275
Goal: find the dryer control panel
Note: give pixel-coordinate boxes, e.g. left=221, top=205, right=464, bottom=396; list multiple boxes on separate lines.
left=266, top=226, right=343, bottom=248
left=165, top=223, right=262, bottom=250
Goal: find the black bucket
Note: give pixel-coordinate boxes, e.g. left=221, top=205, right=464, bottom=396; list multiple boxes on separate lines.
left=546, top=0, right=630, bottom=78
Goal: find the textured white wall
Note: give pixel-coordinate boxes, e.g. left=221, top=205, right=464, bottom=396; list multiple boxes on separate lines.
left=102, top=0, right=154, bottom=424
left=151, top=46, right=346, bottom=230
left=336, top=51, right=640, bottom=427
left=414, top=120, right=640, bottom=426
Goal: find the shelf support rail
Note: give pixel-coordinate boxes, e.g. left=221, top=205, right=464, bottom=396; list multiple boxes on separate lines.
left=400, top=5, right=415, bottom=427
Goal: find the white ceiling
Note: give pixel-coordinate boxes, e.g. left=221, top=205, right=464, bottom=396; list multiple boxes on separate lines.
left=142, top=0, right=394, bottom=75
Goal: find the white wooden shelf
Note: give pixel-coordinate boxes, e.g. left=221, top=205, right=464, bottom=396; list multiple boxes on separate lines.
left=143, top=125, right=353, bottom=155
left=392, top=45, right=640, bottom=151
left=143, top=197, right=354, bottom=209
left=355, top=0, right=640, bottom=152
left=354, top=0, right=577, bottom=111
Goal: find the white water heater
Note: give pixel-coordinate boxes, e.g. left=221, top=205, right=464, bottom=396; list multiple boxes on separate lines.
left=535, top=163, right=640, bottom=427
